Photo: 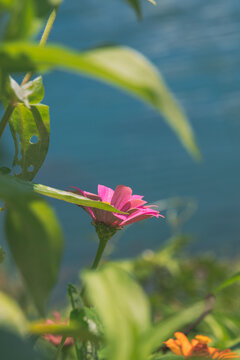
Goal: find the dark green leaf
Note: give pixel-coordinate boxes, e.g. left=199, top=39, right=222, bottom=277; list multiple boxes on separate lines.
left=0, top=247, right=5, bottom=263
left=125, top=0, right=141, bottom=19
left=9, top=103, right=50, bottom=181
left=0, top=42, right=200, bottom=159
left=5, top=196, right=63, bottom=315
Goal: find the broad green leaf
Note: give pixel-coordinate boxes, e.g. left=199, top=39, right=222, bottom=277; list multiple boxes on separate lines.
left=0, top=42, right=200, bottom=159
left=4, top=0, right=35, bottom=41
left=0, top=174, right=126, bottom=214
left=214, top=271, right=240, bottom=294
left=5, top=197, right=63, bottom=315
left=0, top=292, right=28, bottom=335
left=82, top=264, right=151, bottom=360
left=9, top=103, right=50, bottom=181
left=142, top=301, right=205, bottom=356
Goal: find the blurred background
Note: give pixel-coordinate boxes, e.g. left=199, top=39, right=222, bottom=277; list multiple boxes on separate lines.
left=1, top=0, right=240, bottom=286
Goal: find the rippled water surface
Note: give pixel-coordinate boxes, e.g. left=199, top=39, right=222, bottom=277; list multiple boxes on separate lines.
left=3, top=0, right=240, bottom=282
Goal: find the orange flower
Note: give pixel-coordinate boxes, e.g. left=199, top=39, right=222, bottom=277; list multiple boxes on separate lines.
left=164, top=332, right=239, bottom=359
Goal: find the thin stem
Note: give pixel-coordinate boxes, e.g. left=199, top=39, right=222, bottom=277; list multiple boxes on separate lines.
left=55, top=336, right=66, bottom=359
left=21, top=3, right=61, bottom=86
left=91, top=237, right=108, bottom=270
left=0, top=104, right=14, bottom=139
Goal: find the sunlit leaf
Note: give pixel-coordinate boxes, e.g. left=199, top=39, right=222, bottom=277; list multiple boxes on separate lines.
left=9, top=103, right=50, bottom=181
left=0, top=174, right=126, bottom=213
left=21, top=76, right=44, bottom=104
left=0, top=42, right=201, bottom=159
left=5, top=197, right=63, bottom=315
left=29, top=321, right=99, bottom=342
left=82, top=264, right=151, bottom=360
left=0, top=292, right=28, bottom=335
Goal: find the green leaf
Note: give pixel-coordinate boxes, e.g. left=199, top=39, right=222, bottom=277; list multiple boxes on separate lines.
left=0, top=247, right=5, bottom=263
left=142, top=301, right=205, bottom=356
left=0, top=174, right=126, bottom=214
left=5, top=196, right=63, bottom=315
left=214, top=271, right=240, bottom=294
left=125, top=0, right=142, bottom=19
left=21, top=76, right=44, bottom=104
left=29, top=320, right=99, bottom=342
left=33, top=183, right=126, bottom=214
left=9, top=103, right=50, bottom=181
left=0, top=42, right=201, bottom=159
left=0, top=291, right=28, bottom=335
left=150, top=355, right=183, bottom=360
left=4, top=0, right=35, bottom=41
left=82, top=264, right=151, bottom=360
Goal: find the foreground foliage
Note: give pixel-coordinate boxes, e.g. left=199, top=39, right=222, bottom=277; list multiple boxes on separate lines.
left=0, top=1, right=238, bottom=360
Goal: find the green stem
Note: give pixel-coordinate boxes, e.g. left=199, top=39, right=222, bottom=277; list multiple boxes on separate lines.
left=91, top=237, right=108, bottom=270
left=0, top=104, right=14, bottom=139
left=56, top=336, right=66, bottom=359
left=21, top=3, right=61, bottom=86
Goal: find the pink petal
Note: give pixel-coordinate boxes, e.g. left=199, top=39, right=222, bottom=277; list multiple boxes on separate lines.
left=131, top=195, right=144, bottom=200
left=121, top=199, right=147, bottom=212
left=98, top=185, right=114, bottom=203
left=120, top=209, right=160, bottom=226
left=111, top=185, right=132, bottom=210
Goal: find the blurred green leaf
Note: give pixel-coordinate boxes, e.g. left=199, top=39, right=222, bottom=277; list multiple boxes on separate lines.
left=0, top=174, right=126, bottom=214
left=29, top=320, right=99, bottom=341
left=5, top=197, right=63, bottom=315
left=214, top=271, right=240, bottom=294
left=9, top=103, right=50, bottom=181
left=0, top=42, right=200, bottom=159
left=0, top=246, right=5, bottom=263
left=142, top=301, right=205, bottom=356
left=125, top=0, right=141, bottom=19
left=4, top=0, right=35, bottom=41
left=125, top=0, right=156, bottom=19
left=83, top=264, right=151, bottom=360
left=150, top=355, right=183, bottom=360
left=0, top=292, right=28, bottom=335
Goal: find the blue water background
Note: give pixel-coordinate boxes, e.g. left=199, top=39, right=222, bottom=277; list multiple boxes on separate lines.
left=2, top=0, right=240, bottom=286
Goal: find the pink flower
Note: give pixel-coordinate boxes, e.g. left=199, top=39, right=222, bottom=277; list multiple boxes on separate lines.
left=43, top=312, right=74, bottom=347
left=71, top=184, right=163, bottom=228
